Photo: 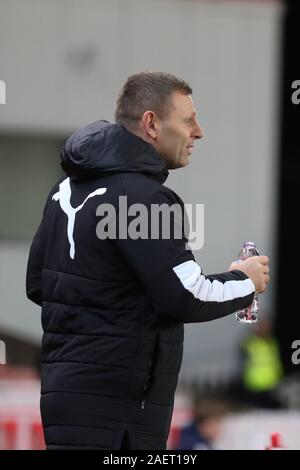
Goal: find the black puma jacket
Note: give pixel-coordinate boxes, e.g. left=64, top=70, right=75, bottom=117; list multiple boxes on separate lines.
left=26, top=120, right=255, bottom=450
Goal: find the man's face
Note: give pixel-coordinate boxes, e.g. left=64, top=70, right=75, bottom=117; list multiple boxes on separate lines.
left=155, top=92, right=204, bottom=169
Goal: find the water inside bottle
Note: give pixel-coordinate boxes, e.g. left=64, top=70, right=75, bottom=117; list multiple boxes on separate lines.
left=235, top=242, right=260, bottom=323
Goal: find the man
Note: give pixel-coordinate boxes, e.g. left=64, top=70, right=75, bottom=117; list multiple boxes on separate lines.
left=238, top=318, right=283, bottom=409
left=177, top=398, right=227, bottom=450
left=26, top=72, right=270, bottom=450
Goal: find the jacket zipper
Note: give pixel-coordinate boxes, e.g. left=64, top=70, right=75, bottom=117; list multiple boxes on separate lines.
left=141, top=334, right=159, bottom=410
left=140, top=358, right=153, bottom=410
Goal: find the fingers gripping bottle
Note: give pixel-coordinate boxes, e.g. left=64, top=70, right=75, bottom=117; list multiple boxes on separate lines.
left=235, top=241, right=260, bottom=323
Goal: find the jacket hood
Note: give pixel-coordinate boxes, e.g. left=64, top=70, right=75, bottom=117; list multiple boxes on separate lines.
left=61, top=120, right=168, bottom=183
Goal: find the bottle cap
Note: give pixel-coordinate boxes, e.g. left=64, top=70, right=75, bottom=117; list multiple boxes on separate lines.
left=243, top=241, right=256, bottom=248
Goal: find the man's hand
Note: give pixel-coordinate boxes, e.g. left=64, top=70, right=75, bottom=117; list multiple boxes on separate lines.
left=229, top=255, right=270, bottom=294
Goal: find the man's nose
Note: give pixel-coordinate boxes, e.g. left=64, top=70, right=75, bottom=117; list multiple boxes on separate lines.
left=193, top=123, right=204, bottom=140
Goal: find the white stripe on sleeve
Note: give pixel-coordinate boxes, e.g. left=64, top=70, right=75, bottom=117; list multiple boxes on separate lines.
left=173, top=260, right=255, bottom=303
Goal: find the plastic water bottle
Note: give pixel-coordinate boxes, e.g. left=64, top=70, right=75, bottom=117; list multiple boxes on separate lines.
left=235, top=241, right=260, bottom=323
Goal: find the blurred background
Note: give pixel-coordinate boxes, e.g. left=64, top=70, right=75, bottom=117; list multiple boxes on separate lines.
left=0, top=0, right=299, bottom=450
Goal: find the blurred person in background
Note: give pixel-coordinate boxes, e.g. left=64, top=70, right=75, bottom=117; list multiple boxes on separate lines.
left=26, top=72, right=270, bottom=450
left=177, top=398, right=227, bottom=450
left=238, top=318, right=283, bottom=409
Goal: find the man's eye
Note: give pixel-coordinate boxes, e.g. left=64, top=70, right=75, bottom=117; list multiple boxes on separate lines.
left=186, top=119, right=193, bottom=125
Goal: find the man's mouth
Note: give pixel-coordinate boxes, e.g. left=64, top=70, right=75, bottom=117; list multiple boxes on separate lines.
left=187, top=145, right=194, bottom=155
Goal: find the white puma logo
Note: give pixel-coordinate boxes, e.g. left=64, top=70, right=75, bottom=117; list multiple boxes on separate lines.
left=52, top=177, right=107, bottom=259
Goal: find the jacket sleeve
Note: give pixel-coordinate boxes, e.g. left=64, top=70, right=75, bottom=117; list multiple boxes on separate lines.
left=26, top=219, right=44, bottom=306
left=113, top=187, right=255, bottom=323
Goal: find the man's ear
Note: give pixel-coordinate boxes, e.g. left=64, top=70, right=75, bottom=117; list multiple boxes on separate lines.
left=141, top=111, right=159, bottom=140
